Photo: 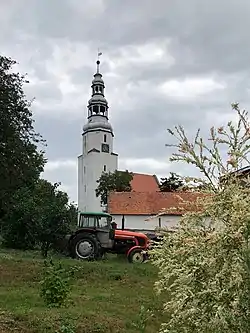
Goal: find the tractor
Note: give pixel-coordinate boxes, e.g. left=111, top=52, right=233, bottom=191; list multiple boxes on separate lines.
left=64, top=211, right=150, bottom=263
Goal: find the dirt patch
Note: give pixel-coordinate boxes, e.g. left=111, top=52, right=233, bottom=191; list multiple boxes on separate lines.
left=0, top=262, right=41, bottom=285
left=0, top=310, right=32, bottom=333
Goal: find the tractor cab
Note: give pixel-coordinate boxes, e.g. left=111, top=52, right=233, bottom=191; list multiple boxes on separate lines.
left=78, top=211, right=116, bottom=245
left=78, top=211, right=112, bottom=229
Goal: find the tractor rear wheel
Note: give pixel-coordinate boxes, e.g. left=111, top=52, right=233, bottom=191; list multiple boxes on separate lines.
left=127, top=248, right=145, bottom=263
left=71, top=233, right=101, bottom=261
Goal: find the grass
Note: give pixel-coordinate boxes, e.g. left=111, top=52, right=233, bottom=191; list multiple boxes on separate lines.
left=0, top=249, right=166, bottom=333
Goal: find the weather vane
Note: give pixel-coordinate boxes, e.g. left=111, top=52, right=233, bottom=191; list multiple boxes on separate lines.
left=96, top=48, right=102, bottom=73
left=97, top=48, right=102, bottom=60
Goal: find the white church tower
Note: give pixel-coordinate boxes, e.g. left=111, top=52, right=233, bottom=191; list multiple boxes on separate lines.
left=77, top=58, right=118, bottom=213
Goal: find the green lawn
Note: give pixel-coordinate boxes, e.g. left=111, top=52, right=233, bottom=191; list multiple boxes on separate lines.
left=0, top=249, right=166, bottom=333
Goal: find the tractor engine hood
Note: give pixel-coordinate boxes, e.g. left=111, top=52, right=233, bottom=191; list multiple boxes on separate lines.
left=115, top=229, right=148, bottom=239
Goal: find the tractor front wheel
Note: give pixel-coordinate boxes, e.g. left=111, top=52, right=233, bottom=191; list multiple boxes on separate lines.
left=70, top=233, right=101, bottom=261
left=127, top=248, right=145, bottom=263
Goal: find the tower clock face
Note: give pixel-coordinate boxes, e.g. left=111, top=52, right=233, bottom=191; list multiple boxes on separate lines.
left=101, top=143, right=110, bottom=153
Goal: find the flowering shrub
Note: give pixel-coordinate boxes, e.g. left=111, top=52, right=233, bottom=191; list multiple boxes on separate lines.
left=150, top=103, right=250, bottom=333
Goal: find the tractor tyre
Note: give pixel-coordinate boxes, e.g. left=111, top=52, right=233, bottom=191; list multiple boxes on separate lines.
left=127, top=248, right=145, bottom=264
left=70, top=233, right=102, bottom=261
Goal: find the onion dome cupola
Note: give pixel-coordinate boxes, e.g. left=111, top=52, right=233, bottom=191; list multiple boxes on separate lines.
left=87, top=60, right=109, bottom=119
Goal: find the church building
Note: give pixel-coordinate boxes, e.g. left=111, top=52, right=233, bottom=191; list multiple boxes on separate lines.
left=77, top=58, right=196, bottom=232
left=77, top=58, right=160, bottom=215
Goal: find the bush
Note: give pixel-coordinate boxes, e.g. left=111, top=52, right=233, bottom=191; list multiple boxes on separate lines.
left=40, top=259, right=73, bottom=308
left=150, top=103, right=250, bottom=332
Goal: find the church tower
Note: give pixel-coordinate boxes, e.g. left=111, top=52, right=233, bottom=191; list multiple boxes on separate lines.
left=77, top=58, right=118, bottom=214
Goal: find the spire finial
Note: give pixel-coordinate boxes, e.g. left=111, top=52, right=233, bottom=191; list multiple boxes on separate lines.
left=96, top=48, right=102, bottom=73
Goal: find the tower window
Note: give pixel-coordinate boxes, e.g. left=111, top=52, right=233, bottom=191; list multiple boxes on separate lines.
left=84, top=166, right=86, bottom=174
left=84, top=185, right=86, bottom=192
left=104, top=134, right=107, bottom=142
left=95, top=86, right=99, bottom=92
left=100, top=105, right=105, bottom=114
left=93, top=105, right=99, bottom=114
left=104, top=165, right=106, bottom=172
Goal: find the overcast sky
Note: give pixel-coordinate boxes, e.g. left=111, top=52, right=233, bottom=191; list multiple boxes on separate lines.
left=1, top=0, right=250, bottom=202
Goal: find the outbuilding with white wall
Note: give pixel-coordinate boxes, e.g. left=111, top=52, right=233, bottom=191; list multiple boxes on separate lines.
left=108, top=191, right=205, bottom=232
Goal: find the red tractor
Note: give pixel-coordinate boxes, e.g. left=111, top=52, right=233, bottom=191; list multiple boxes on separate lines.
left=65, top=212, right=150, bottom=263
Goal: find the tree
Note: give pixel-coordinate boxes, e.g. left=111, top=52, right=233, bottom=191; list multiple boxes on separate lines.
left=150, top=103, right=250, bottom=333
left=0, top=55, right=77, bottom=256
left=159, top=172, right=185, bottom=192
left=0, top=55, right=45, bottom=220
left=96, top=170, right=133, bottom=205
left=34, top=180, right=77, bottom=257
left=2, top=179, right=77, bottom=256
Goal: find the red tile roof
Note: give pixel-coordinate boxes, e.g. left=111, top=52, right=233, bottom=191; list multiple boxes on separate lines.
left=108, top=191, right=207, bottom=216
left=130, top=173, right=159, bottom=192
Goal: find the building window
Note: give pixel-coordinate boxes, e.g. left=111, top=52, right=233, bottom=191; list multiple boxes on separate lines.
left=84, top=185, right=86, bottom=192
left=104, top=165, right=106, bottom=172
left=104, top=134, right=107, bottom=142
left=84, top=166, right=86, bottom=174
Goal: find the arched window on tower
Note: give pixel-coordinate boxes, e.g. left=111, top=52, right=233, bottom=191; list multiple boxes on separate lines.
left=93, top=105, right=99, bottom=114
left=95, top=86, right=99, bottom=93
left=104, top=134, right=107, bottom=142
left=100, top=105, right=105, bottom=115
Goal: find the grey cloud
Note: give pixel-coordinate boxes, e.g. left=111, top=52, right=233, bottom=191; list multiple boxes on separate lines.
left=70, top=66, right=94, bottom=86
left=1, top=0, right=250, bottom=202
left=26, top=81, right=63, bottom=103
left=5, top=0, right=250, bottom=80
left=34, top=115, right=82, bottom=160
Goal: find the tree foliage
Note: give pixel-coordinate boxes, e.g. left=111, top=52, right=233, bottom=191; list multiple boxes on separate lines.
left=159, top=172, right=185, bottom=192
left=2, top=179, right=77, bottom=256
left=0, top=55, right=77, bottom=256
left=0, top=55, right=45, bottom=219
left=96, top=170, right=133, bottom=205
left=150, top=103, right=250, bottom=333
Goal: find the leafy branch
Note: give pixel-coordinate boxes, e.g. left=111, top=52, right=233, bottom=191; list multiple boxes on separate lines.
left=166, top=103, right=250, bottom=192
